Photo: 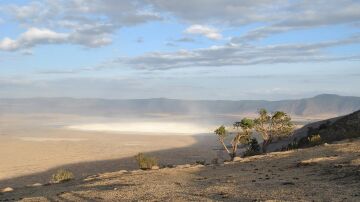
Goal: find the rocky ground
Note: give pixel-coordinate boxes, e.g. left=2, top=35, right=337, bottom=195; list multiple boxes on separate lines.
left=1, top=138, right=360, bottom=202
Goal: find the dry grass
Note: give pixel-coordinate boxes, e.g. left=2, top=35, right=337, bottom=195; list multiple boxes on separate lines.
left=51, top=169, right=74, bottom=183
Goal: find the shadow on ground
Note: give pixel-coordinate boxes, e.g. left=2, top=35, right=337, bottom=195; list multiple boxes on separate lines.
left=0, top=134, right=219, bottom=188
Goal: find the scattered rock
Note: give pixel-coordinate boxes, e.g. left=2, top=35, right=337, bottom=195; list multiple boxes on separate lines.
left=27, top=183, right=43, bottom=187
left=1, top=187, right=14, bottom=193
left=176, top=164, right=191, bottom=169
left=282, top=182, right=295, bottom=185
left=233, top=157, right=242, bottom=162
left=193, top=164, right=205, bottom=168
left=166, top=164, right=174, bottom=168
left=296, top=161, right=316, bottom=167
left=333, top=164, right=344, bottom=168
left=131, top=170, right=143, bottom=173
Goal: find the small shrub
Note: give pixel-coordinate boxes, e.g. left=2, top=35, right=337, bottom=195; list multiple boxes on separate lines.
left=308, top=134, right=322, bottom=146
left=134, top=153, right=158, bottom=170
left=283, top=140, right=299, bottom=151
left=165, top=164, right=174, bottom=168
left=195, top=160, right=206, bottom=165
left=51, top=169, right=74, bottom=183
left=211, top=158, right=219, bottom=165
left=243, top=138, right=261, bottom=157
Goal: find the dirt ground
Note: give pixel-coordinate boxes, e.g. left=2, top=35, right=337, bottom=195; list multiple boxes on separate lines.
left=1, top=138, right=359, bottom=201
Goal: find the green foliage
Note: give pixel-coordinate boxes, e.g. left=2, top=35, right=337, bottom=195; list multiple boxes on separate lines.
left=214, top=125, right=227, bottom=140
left=233, top=118, right=254, bottom=131
left=253, top=108, right=294, bottom=152
left=240, top=118, right=254, bottom=129
left=308, top=134, right=322, bottom=146
left=243, top=138, right=261, bottom=157
left=215, top=120, right=255, bottom=160
left=248, top=138, right=261, bottom=152
left=51, top=169, right=74, bottom=183
left=134, top=153, right=158, bottom=170
left=297, top=134, right=323, bottom=148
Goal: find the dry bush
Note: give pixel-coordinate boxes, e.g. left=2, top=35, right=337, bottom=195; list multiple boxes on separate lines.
left=51, top=169, right=74, bottom=183
left=134, top=153, right=158, bottom=170
left=308, top=134, right=322, bottom=146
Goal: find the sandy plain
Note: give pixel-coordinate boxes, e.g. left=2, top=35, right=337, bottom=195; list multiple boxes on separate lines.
left=0, top=113, right=219, bottom=188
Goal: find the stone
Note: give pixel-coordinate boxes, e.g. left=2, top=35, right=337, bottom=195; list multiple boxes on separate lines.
left=1, top=187, right=14, bottom=193
left=176, top=164, right=191, bottom=169
left=27, top=183, right=43, bottom=187
left=193, top=164, right=205, bottom=168
left=282, top=181, right=295, bottom=185
left=233, top=157, right=242, bottom=162
left=151, top=166, right=160, bottom=170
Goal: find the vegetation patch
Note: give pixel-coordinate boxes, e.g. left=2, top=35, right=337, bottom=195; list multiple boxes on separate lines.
left=51, top=169, right=74, bottom=183
left=214, top=109, right=294, bottom=160
left=134, top=153, right=158, bottom=170
left=243, top=138, right=261, bottom=157
left=308, top=134, right=323, bottom=146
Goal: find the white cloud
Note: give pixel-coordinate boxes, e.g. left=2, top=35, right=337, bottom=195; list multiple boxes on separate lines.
left=0, top=38, right=18, bottom=51
left=119, top=35, right=360, bottom=70
left=184, top=25, right=222, bottom=40
left=1, top=0, right=360, bottom=51
left=0, top=28, right=68, bottom=51
left=0, top=0, right=162, bottom=51
left=148, top=0, right=287, bottom=26
left=150, top=0, right=360, bottom=41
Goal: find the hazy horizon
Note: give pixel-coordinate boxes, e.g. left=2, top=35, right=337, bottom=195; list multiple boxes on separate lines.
left=0, top=93, right=359, bottom=101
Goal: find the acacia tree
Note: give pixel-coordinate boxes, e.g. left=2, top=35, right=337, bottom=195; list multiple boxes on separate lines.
left=214, top=118, right=254, bottom=160
left=214, top=125, right=231, bottom=156
left=253, top=109, right=294, bottom=152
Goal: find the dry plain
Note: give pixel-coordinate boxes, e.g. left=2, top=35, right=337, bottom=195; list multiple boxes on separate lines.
left=0, top=113, right=219, bottom=188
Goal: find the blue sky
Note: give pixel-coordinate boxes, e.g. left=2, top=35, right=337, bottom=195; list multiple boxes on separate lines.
left=0, top=0, right=359, bottom=100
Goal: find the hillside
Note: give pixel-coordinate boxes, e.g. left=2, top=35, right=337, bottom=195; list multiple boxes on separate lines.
left=1, top=138, right=359, bottom=201
left=1, top=94, right=359, bottom=118
left=289, top=110, right=360, bottom=143
left=267, top=110, right=360, bottom=152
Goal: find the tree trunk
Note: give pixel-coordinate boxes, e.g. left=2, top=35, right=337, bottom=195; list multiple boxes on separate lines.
left=232, top=143, right=238, bottom=160
left=262, top=140, right=268, bottom=153
left=262, top=136, right=272, bottom=153
left=220, top=140, right=231, bottom=154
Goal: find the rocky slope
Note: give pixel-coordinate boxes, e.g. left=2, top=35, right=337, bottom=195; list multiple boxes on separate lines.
left=268, top=110, right=360, bottom=152
left=1, top=138, right=359, bottom=201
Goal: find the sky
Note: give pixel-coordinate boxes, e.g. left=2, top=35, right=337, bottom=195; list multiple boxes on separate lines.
left=0, top=0, right=359, bottom=100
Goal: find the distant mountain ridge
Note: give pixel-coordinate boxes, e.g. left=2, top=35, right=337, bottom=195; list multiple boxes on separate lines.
left=0, top=94, right=360, bottom=118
